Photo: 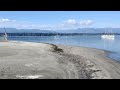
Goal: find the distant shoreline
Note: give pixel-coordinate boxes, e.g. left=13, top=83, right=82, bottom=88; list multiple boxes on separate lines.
left=1, top=33, right=120, bottom=36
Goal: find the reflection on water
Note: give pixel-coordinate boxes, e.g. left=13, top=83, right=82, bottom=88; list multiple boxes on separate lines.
left=8, top=35, right=120, bottom=61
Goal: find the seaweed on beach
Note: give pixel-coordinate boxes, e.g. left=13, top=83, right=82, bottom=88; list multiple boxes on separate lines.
left=50, top=44, right=64, bottom=53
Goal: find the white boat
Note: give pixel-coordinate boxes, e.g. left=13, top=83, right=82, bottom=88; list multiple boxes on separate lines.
left=0, top=28, right=8, bottom=41
left=101, top=35, right=115, bottom=40
left=54, top=34, right=59, bottom=39
left=101, top=28, right=115, bottom=40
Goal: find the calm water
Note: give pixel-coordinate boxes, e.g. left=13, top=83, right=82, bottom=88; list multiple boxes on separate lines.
left=8, top=35, right=120, bottom=62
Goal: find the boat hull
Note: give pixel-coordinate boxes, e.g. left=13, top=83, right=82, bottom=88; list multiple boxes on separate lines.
left=101, top=35, right=115, bottom=40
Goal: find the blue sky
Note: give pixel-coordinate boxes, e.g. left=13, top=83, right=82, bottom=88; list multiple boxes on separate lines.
left=0, top=11, right=120, bottom=30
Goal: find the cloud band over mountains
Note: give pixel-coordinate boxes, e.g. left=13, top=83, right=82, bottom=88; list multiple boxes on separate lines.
left=64, top=19, right=94, bottom=26
left=0, top=18, right=94, bottom=29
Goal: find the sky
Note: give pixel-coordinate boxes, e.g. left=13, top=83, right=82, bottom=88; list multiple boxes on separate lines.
left=0, top=11, right=120, bottom=30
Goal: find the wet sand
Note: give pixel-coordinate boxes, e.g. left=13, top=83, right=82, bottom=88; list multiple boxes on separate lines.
left=0, top=41, right=120, bottom=79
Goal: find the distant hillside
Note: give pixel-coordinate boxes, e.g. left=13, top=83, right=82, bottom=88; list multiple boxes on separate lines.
left=56, top=28, right=120, bottom=34
left=0, top=28, right=120, bottom=34
left=0, top=28, right=56, bottom=33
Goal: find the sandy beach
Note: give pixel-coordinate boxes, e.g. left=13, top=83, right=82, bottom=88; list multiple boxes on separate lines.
left=0, top=41, right=120, bottom=79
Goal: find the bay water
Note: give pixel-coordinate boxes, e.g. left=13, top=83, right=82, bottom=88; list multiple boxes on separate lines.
left=8, top=35, right=120, bottom=62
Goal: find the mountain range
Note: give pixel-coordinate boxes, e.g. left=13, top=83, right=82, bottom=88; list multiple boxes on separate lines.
left=56, top=28, right=120, bottom=33
left=0, top=28, right=56, bottom=33
left=0, top=28, right=120, bottom=34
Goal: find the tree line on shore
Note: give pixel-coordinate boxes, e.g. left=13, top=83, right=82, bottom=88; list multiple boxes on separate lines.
left=0, top=33, right=120, bottom=36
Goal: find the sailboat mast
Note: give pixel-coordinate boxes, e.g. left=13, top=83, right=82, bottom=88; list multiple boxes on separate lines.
left=4, top=27, right=8, bottom=41
left=4, top=27, right=7, bottom=37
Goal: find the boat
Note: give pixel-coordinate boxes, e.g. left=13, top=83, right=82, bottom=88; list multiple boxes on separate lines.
left=0, top=28, right=8, bottom=41
left=101, top=35, right=115, bottom=39
left=101, top=28, right=115, bottom=40
left=54, top=33, right=59, bottom=39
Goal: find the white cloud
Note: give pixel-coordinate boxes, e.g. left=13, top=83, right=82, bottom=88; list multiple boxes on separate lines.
left=64, top=19, right=78, bottom=25
left=63, top=19, right=94, bottom=26
left=79, top=20, right=94, bottom=26
left=57, top=19, right=94, bottom=29
left=0, top=18, right=16, bottom=23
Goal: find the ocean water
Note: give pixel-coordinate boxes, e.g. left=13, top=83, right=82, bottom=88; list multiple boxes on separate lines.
left=8, top=35, right=120, bottom=62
